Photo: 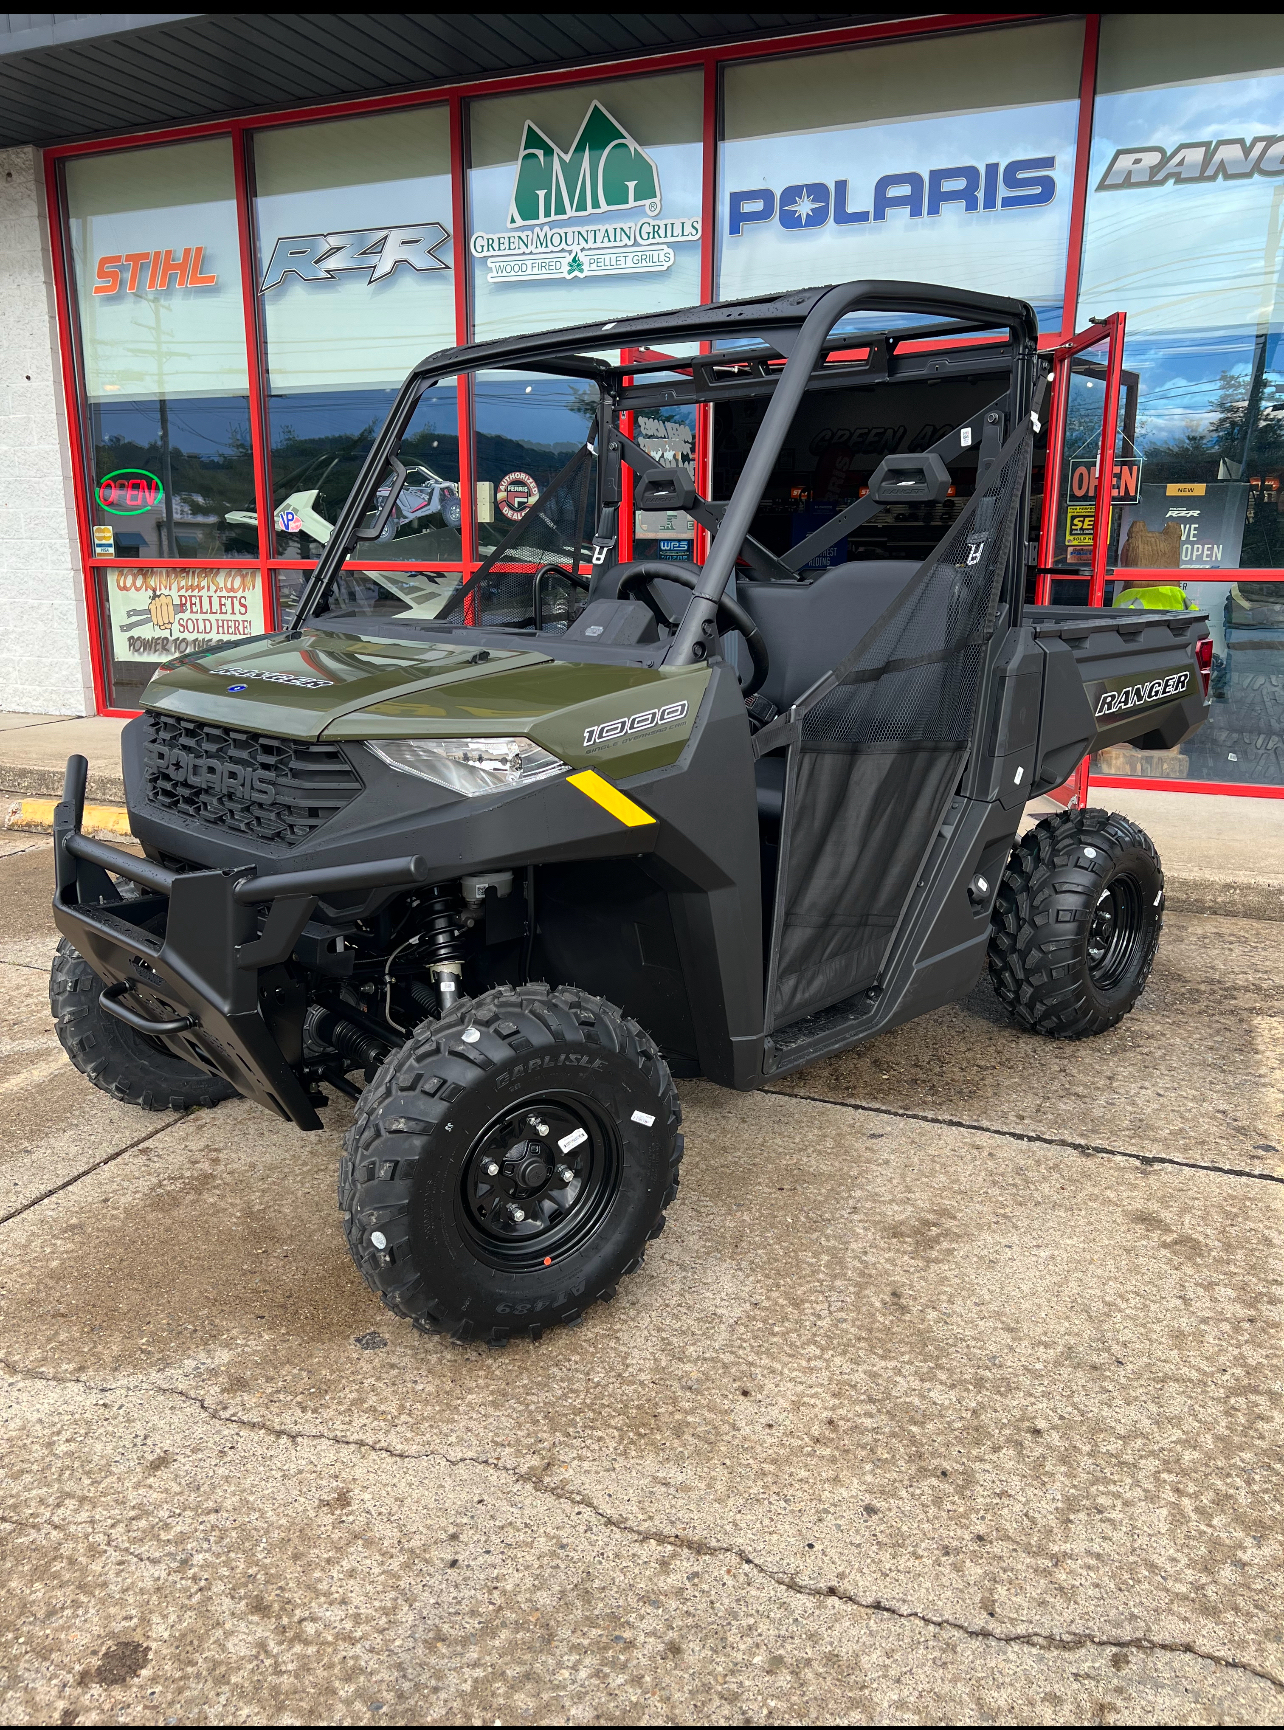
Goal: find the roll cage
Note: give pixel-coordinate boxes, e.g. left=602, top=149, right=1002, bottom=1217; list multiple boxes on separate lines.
left=292, top=279, right=1041, bottom=654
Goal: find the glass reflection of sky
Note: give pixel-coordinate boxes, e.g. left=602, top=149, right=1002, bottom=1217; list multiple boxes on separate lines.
left=1123, top=330, right=1284, bottom=447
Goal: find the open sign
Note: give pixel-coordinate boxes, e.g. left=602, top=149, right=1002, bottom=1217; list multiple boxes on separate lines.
left=97, top=468, right=164, bottom=515
left=1068, top=459, right=1141, bottom=502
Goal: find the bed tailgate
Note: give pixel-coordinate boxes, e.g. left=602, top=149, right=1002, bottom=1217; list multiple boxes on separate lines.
left=1025, top=605, right=1211, bottom=792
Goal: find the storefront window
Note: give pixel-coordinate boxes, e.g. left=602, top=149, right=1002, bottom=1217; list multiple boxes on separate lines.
left=466, top=70, right=703, bottom=344
left=252, top=108, right=457, bottom=561
left=1079, top=16, right=1284, bottom=575
left=717, top=19, right=1085, bottom=330
left=65, top=138, right=254, bottom=559
left=93, top=565, right=267, bottom=710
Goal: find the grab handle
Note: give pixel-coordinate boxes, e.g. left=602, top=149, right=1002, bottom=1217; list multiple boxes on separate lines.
left=99, top=981, right=196, bottom=1036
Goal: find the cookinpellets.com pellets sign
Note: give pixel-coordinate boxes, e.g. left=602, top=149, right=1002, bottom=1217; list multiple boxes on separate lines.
left=107, top=568, right=266, bottom=664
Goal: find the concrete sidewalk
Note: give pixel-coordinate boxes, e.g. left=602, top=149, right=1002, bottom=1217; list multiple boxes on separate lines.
left=3, top=711, right=1283, bottom=917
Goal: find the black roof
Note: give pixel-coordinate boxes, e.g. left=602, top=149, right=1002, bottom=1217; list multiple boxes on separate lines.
left=411, top=281, right=1040, bottom=382
left=0, top=12, right=913, bottom=148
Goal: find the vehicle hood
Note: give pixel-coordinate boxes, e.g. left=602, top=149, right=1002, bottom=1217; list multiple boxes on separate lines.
left=140, top=629, right=709, bottom=776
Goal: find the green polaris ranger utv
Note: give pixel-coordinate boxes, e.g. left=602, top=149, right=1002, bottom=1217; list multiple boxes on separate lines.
left=51, top=281, right=1212, bottom=1343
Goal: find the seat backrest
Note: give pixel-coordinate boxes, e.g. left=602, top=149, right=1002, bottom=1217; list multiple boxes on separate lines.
left=737, top=560, right=921, bottom=709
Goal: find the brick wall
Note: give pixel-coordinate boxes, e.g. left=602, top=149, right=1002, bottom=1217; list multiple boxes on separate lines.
left=0, top=145, right=95, bottom=716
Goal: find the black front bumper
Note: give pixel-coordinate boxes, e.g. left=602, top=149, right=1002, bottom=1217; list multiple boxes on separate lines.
left=51, top=756, right=428, bottom=1131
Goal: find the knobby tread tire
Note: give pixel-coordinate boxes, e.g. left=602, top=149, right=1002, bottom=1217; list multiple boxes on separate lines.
left=338, top=983, right=682, bottom=1345
left=987, top=807, right=1163, bottom=1040
left=49, top=938, right=236, bottom=1112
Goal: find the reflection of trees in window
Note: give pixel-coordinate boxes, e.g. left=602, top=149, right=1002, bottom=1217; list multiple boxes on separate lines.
left=93, top=418, right=256, bottom=557
left=1137, top=369, right=1284, bottom=568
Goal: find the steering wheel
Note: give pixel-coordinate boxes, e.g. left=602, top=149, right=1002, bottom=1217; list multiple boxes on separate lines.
left=607, top=561, right=770, bottom=700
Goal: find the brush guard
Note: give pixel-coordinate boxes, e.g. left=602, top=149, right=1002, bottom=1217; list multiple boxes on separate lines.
left=51, top=755, right=428, bottom=1130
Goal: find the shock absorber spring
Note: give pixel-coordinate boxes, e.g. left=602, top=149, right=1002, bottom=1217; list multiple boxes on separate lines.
left=420, top=883, right=466, bottom=1014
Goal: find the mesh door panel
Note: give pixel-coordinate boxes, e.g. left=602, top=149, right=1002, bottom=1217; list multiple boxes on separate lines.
left=770, top=428, right=1032, bottom=1027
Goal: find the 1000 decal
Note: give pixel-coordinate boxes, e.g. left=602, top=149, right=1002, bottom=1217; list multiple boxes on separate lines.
left=583, top=700, right=688, bottom=748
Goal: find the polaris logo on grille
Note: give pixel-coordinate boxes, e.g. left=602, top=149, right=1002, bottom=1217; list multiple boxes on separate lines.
left=152, top=745, right=275, bottom=804
left=582, top=700, right=688, bottom=748
left=1094, top=669, right=1190, bottom=718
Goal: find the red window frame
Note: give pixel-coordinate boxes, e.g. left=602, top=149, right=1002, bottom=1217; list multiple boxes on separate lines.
left=39, top=12, right=1284, bottom=800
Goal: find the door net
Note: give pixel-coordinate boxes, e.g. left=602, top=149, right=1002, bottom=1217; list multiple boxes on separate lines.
left=768, top=421, right=1034, bottom=1027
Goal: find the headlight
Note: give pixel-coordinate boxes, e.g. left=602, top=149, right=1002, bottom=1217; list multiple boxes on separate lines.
left=366, top=736, right=566, bottom=797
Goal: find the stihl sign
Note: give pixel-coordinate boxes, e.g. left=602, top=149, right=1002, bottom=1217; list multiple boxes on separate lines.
left=93, top=248, right=217, bottom=295
left=1068, top=459, right=1141, bottom=502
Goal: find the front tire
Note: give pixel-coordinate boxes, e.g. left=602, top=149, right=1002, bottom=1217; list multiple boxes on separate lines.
left=988, top=808, right=1163, bottom=1039
left=339, top=984, right=683, bottom=1343
left=49, top=939, right=237, bottom=1111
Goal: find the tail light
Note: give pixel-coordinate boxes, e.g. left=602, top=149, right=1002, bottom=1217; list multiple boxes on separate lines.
left=1196, top=636, right=1213, bottom=697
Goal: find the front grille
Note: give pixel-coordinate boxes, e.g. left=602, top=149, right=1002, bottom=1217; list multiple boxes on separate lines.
left=143, top=715, right=362, bottom=845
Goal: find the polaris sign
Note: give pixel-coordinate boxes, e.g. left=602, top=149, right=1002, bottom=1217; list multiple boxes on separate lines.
left=717, top=99, right=1077, bottom=311
left=729, top=158, right=1056, bottom=234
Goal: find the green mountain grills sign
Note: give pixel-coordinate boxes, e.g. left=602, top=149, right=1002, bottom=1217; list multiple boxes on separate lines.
left=471, top=100, right=700, bottom=283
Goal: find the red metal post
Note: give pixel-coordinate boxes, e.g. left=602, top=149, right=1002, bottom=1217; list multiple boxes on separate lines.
left=1088, top=310, right=1126, bottom=609
left=1035, top=346, right=1070, bottom=606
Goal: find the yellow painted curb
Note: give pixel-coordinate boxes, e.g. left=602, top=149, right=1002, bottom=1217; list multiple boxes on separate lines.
left=4, top=797, right=133, bottom=838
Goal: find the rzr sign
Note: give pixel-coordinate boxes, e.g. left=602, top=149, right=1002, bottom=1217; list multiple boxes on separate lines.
left=260, top=224, right=450, bottom=292
left=509, top=101, right=661, bottom=226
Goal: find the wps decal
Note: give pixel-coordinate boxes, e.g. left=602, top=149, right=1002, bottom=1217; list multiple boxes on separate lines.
left=583, top=700, right=688, bottom=749
left=1097, top=137, right=1284, bottom=191
left=1094, top=670, right=1190, bottom=718
left=260, top=224, right=450, bottom=291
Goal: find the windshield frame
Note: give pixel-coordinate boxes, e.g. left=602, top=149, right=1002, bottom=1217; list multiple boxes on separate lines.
left=291, top=280, right=1039, bottom=652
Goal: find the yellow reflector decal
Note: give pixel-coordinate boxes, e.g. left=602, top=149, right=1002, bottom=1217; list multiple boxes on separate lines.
left=566, top=769, right=656, bottom=828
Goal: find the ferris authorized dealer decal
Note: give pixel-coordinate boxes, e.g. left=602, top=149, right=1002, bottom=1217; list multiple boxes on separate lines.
left=1093, top=669, right=1191, bottom=719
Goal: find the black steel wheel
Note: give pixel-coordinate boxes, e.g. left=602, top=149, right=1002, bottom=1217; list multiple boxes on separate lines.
left=339, top=984, right=683, bottom=1343
left=988, top=808, right=1164, bottom=1039
left=458, top=1093, right=620, bottom=1267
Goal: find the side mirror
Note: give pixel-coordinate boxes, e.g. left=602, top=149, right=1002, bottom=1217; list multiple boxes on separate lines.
left=868, top=451, right=952, bottom=504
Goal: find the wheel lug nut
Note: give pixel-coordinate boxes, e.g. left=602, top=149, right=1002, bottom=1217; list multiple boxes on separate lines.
left=508, top=1204, right=526, bottom=1223
left=485, top=1161, right=500, bottom=1177
left=557, top=1165, right=575, bottom=1184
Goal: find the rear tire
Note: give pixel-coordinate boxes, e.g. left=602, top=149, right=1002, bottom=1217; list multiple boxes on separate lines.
left=49, top=938, right=237, bottom=1111
left=338, top=983, right=682, bottom=1343
left=987, top=808, right=1163, bottom=1039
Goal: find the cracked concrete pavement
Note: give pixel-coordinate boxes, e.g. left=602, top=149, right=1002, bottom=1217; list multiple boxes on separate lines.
left=0, top=836, right=1281, bottom=1724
